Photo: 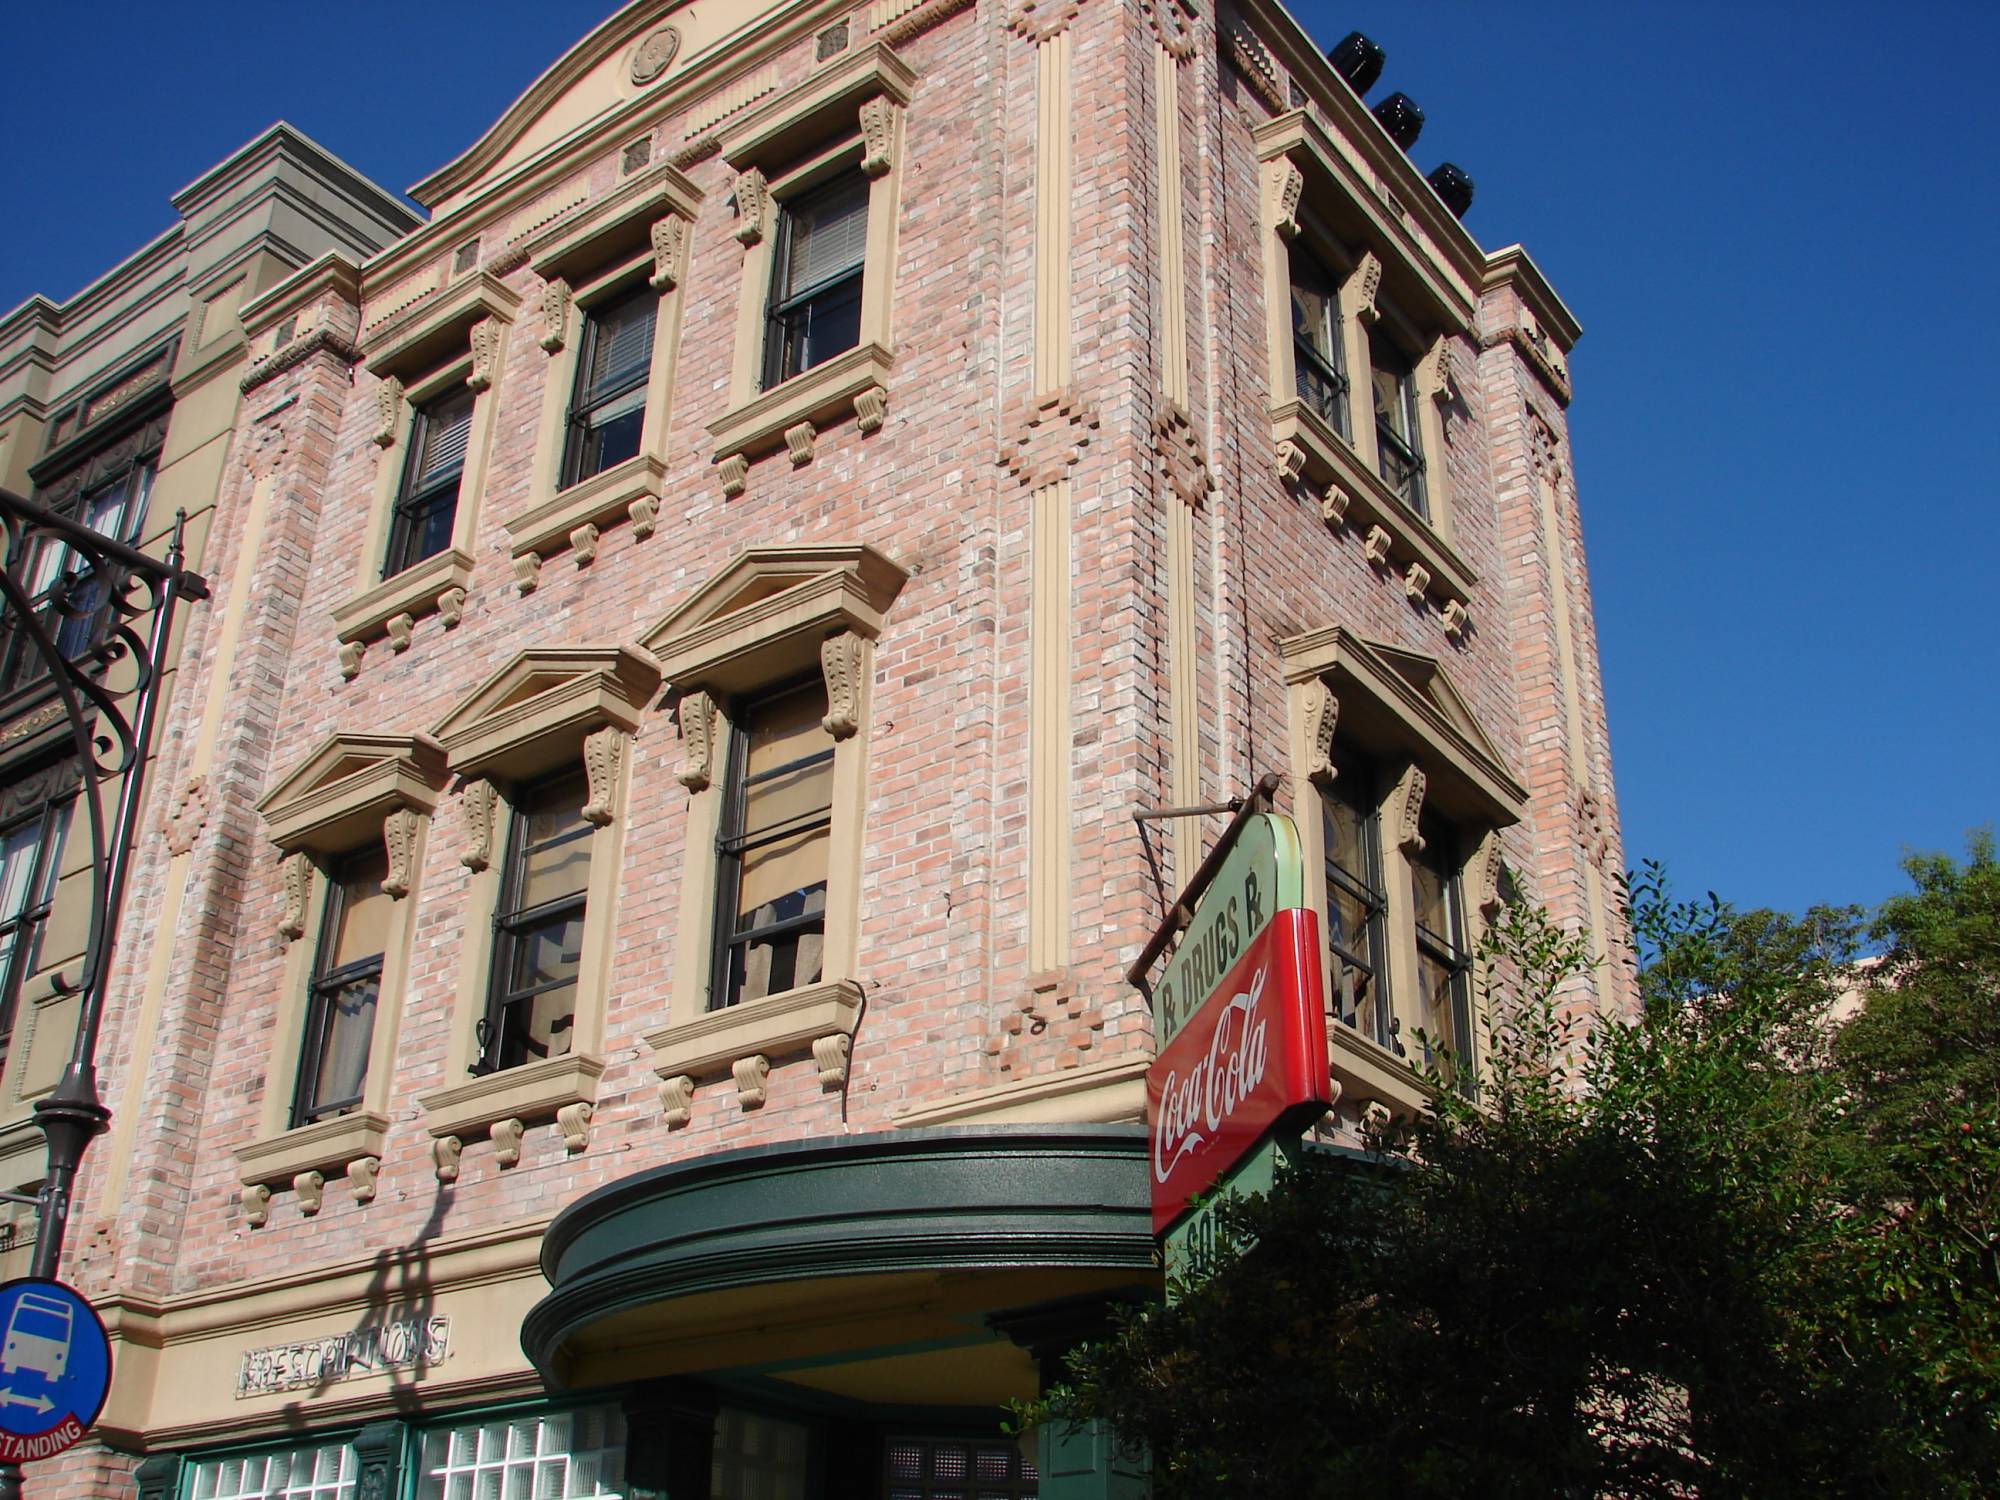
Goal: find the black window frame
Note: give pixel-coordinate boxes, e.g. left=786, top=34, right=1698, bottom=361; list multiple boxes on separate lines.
left=1412, top=813, right=1476, bottom=1091
left=290, top=848, right=388, bottom=1128
left=475, top=771, right=592, bottom=1075
left=1319, top=749, right=1394, bottom=1053
left=1369, top=324, right=1428, bottom=520
left=382, top=386, right=475, bottom=581
left=0, top=773, right=73, bottom=1067
left=761, top=169, right=869, bottom=390
left=710, top=677, right=835, bottom=1012
left=1288, top=241, right=1351, bottom=441
left=559, top=282, right=658, bottom=490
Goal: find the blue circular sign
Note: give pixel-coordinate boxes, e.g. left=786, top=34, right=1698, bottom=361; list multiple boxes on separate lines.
left=0, top=1278, right=112, bottom=1463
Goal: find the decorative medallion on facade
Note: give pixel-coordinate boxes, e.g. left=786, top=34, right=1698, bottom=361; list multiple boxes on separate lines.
left=629, top=24, right=681, bottom=86
left=998, top=387, right=1099, bottom=490
left=1151, top=401, right=1212, bottom=508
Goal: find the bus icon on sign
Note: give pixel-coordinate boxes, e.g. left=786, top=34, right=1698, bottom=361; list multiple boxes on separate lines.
left=1, top=1293, right=72, bottom=1381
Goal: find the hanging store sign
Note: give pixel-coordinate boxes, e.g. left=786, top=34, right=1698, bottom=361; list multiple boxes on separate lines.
left=1147, top=903, right=1331, bottom=1233
left=1152, top=813, right=1305, bottom=1046
left=235, top=1315, right=449, bottom=1398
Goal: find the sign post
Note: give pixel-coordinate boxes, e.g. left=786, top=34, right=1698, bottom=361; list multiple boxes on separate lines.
left=0, top=1280, right=111, bottom=1465
left=1137, top=796, right=1333, bottom=1254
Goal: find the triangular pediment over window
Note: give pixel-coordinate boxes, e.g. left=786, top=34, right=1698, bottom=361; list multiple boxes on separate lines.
left=432, top=645, right=663, bottom=782
left=642, top=544, right=907, bottom=693
left=1367, top=641, right=1508, bottom=773
left=258, top=731, right=450, bottom=854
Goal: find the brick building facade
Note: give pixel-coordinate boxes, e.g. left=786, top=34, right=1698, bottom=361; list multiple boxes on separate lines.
left=8, top=0, right=1625, bottom=1495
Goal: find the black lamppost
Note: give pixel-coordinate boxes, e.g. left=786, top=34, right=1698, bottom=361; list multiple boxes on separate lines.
left=0, top=486, right=207, bottom=1496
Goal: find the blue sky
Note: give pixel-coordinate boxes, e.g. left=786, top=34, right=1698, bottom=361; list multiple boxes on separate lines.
left=3, top=2, right=1993, bottom=918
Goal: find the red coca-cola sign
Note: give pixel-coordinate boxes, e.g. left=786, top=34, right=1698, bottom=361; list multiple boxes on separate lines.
left=1147, top=907, right=1331, bottom=1233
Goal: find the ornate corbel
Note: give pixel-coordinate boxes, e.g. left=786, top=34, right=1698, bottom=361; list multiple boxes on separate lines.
left=1393, top=764, right=1427, bottom=854
left=628, top=495, right=659, bottom=538
left=466, top=317, right=502, bottom=393
left=676, top=689, right=715, bottom=790
left=854, top=385, right=888, bottom=434
left=437, top=586, right=467, bottom=627
left=649, top=215, right=688, bottom=291
left=813, top=1034, right=853, bottom=1089
left=1417, top=334, right=1455, bottom=407
left=1474, top=831, right=1506, bottom=919
left=490, top=1117, right=526, bottom=1168
left=1441, top=599, right=1471, bottom=640
left=717, top=452, right=750, bottom=498
left=241, top=1183, right=271, bottom=1228
left=513, top=553, right=542, bottom=594
left=784, top=421, right=817, bottom=466
left=539, top=278, right=571, bottom=353
left=1340, top=251, right=1383, bottom=326
left=659, top=1074, right=695, bottom=1127
left=733, top=168, right=769, bottom=245
left=1267, top=158, right=1305, bottom=239
left=385, top=612, right=415, bottom=653
left=294, top=1170, right=325, bottom=1217
left=1321, top=484, right=1351, bottom=526
left=859, top=97, right=898, bottom=177
left=348, top=1156, right=381, bottom=1205
left=433, top=1135, right=463, bottom=1183
left=381, top=808, right=421, bottom=898
left=338, top=640, right=366, bottom=680
left=582, top=726, right=625, bottom=825
left=1403, top=562, right=1432, bottom=601
left=732, top=1054, right=771, bottom=1109
left=278, top=852, right=312, bottom=940
left=820, top=632, right=865, bottom=739
left=1362, top=524, right=1393, bottom=566
left=1304, top=681, right=1338, bottom=787
left=557, top=1101, right=594, bottom=1153
left=371, top=377, right=404, bottom=448
left=570, top=522, right=601, bottom=566
left=461, top=779, right=497, bottom=871
left=1275, top=438, right=1308, bottom=483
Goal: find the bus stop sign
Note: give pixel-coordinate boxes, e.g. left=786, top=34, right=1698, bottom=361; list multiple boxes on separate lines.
left=0, top=1278, right=111, bottom=1463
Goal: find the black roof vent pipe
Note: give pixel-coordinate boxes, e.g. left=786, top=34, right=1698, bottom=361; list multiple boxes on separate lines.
left=1372, top=92, right=1425, bottom=150
left=1326, top=31, right=1384, bottom=95
left=1428, top=163, right=1475, bottom=218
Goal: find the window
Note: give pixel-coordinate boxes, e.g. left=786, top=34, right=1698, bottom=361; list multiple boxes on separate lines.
left=188, top=1444, right=355, bottom=1500
left=0, top=785, right=71, bottom=1069
left=712, top=679, right=834, bottom=1010
left=1318, top=754, right=1392, bottom=1051
left=885, top=1437, right=1038, bottom=1500
left=292, top=849, right=390, bottom=1127
left=1411, top=813, right=1474, bottom=1086
left=416, top=1406, right=626, bottom=1500
left=1288, top=243, right=1349, bottom=441
left=480, top=772, right=591, bottom=1074
left=711, top=1410, right=808, bottom=1500
left=763, top=171, right=869, bottom=389
left=1369, top=325, right=1426, bottom=519
left=561, top=285, right=657, bottom=488
left=384, top=387, right=474, bottom=579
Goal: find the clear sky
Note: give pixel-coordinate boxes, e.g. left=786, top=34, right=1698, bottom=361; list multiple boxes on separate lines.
left=3, top=1, right=1993, bottom=918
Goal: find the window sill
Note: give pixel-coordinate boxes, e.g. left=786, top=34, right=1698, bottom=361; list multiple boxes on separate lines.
left=645, top=978, right=864, bottom=1100
left=332, top=547, right=473, bottom=645
left=1328, top=1019, right=1437, bottom=1119
left=416, top=1051, right=606, bottom=1140
left=235, top=1110, right=391, bottom=1189
left=500, top=453, right=666, bottom=560
left=707, top=341, right=892, bottom=477
left=1272, top=398, right=1476, bottom=607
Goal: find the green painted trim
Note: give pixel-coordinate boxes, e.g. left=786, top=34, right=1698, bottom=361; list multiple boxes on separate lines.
left=525, top=1126, right=1153, bottom=1383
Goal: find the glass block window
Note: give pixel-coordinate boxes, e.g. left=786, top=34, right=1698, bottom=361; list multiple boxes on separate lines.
left=710, top=1408, right=808, bottom=1500
left=885, top=1437, right=1037, bottom=1500
left=187, top=1444, right=355, bottom=1500
left=416, top=1405, right=626, bottom=1500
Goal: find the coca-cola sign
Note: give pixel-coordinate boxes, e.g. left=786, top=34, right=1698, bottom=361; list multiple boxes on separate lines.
left=1147, top=906, right=1331, bottom=1232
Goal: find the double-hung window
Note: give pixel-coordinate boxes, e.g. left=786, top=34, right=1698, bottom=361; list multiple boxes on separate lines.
left=561, top=286, right=657, bottom=488
left=763, top=171, right=869, bottom=390
left=384, top=387, right=475, bottom=579
left=712, top=679, right=834, bottom=1010
left=0, top=788, right=71, bottom=1068
left=1318, top=755, right=1392, bottom=1051
left=1411, top=814, right=1474, bottom=1088
left=292, top=849, right=389, bottom=1127
left=479, top=773, right=591, bottom=1074
left=1369, top=327, right=1427, bottom=519
left=1289, top=243, right=1350, bottom=441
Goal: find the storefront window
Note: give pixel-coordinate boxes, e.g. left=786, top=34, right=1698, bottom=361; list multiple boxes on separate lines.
left=710, top=1409, right=808, bottom=1500
left=886, top=1437, right=1037, bottom=1500
left=416, top=1405, right=626, bottom=1500
left=187, top=1444, right=354, bottom=1500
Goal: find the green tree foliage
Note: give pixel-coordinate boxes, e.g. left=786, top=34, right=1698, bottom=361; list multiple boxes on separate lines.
left=1032, top=844, right=2000, bottom=1497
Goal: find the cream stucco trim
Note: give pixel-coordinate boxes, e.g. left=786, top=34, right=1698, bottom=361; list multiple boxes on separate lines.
left=1328, top=1019, right=1436, bottom=1118
left=894, top=1054, right=1149, bottom=1127
left=645, top=546, right=904, bottom=1034
left=431, top=645, right=662, bottom=780
left=1270, top=397, right=1475, bottom=608
left=418, top=1053, right=609, bottom=1141
left=235, top=1110, right=390, bottom=1193
left=503, top=450, right=667, bottom=560
left=360, top=269, right=522, bottom=381
left=519, top=160, right=702, bottom=283
left=707, top=340, right=894, bottom=468
left=331, top=546, right=474, bottom=649
left=257, top=732, right=450, bottom=853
